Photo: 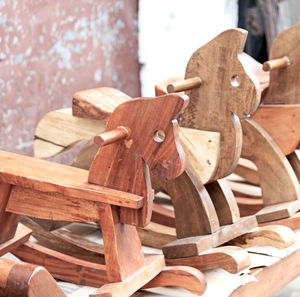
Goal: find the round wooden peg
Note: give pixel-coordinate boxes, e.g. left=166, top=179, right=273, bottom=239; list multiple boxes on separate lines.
left=94, top=126, right=130, bottom=147
left=167, top=77, right=202, bottom=93
left=262, top=56, right=290, bottom=71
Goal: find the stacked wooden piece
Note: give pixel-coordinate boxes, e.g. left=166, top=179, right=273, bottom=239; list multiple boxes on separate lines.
left=1, top=23, right=300, bottom=297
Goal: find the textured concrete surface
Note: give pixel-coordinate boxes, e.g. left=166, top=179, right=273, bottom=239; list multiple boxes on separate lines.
left=0, top=0, right=139, bottom=155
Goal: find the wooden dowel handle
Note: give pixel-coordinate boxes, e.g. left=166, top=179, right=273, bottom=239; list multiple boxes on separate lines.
left=167, top=77, right=202, bottom=93
left=262, top=56, right=290, bottom=71
left=94, top=126, right=130, bottom=147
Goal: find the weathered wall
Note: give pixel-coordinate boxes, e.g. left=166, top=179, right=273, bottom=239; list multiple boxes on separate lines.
left=0, top=0, right=139, bottom=155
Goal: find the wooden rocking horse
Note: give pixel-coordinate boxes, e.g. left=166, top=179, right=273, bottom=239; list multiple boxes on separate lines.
left=0, top=94, right=207, bottom=296
left=29, top=29, right=296, bottom=276
left=232, top=22, right=300, bottom=223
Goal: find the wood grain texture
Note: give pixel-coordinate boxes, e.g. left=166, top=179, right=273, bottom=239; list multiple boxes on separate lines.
left=12, top=241, right=108, bottom=287
left=90, top=254, right=165, bottom=297
left=0, top=258, right=66, bottom=297
left=287, top=151, right=300, bottom=182
left=151, top=203, right=175, bottom=227
left=234, top=158, right=259, bottom=185
left=137, top=222, right=176, bottom=249
left=263, top=22, right=300, bottom=104
left=0, top=223, right=31, bottom=257
left=19, top=217, right=105, bottom=263
left=34, top=108, right=106, bottom=158
left=206, top=179, right=240, bottom=226
left=252, top=105, right=300, bottom=155
left=259, top=211, right=300, bottom=230
left=229, top=225, right=296, bottom=249
left=229, top=181, right=261, bottom=198
left=0, top=182, right=18, bottom=244
left=179, top=127, right=220, bottom=184
left=181, top=28, right=261, bottom=181
left=166, top=246, right=250, bottom=274
left=0, top=150, right=143, bottom=209
left=152, top=168, right=220, bottom=239
left=230, top=242, right=300, bottom=297
left=88, top=94, right=188, bottom=227
left=255, top=200, right=300, bottom=223
left=163, top=216, right=257, bottom=259
left=143, top=266, right=207, bottom=295
left=241, top=118, right=300, bottom=220
left=72, top=87, right=131, bottom=120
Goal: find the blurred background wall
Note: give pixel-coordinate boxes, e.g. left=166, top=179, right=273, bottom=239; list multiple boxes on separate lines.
left=0, top=0, right=139, bottom=155
left=0, top=0, right=299, bottom=155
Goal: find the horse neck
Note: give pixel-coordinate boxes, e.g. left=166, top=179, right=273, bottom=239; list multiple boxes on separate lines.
left=88, top=141, right=150, bottom=198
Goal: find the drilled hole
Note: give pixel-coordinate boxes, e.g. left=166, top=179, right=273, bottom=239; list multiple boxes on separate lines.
left=153, top=130, right=166, bottom=143
left=231, top=75, right=241, bottom=87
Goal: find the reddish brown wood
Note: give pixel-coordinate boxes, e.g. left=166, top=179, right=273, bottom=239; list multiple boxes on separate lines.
left=88, top=94, right=188, bottom=227
left=94, top=126, right=130, bottom=147
left=0, top=151, right=143, bottom=209
left=0, top=182, right=18, bottom=244
left=151, top=203, right=175, bottom=227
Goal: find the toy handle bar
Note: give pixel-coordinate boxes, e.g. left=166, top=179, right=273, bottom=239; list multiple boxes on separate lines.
left=94, top=126, right=130, bottom=147
left=167, top=77, right=202, bottom=93
left=262, top=56, right=290, bottom=71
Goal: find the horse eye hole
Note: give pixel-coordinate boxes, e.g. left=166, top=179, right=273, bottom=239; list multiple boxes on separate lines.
left=231, top=75, right=241, bottom=87
left=153, top=130, right=166, bottom=143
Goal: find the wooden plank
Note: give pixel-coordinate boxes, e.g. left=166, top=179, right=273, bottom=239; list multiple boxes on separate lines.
left=7, top=186, right=108, bottom=222
left=255, top=200, right=300, bottom=223
left=0, top=182, right=18, bottom=244
left=72, top=87, right=131, bottom=120
left=259, top=212, right=300, bottom=230
left=163, top=216, right=257, bottom=259
left=0, top=150, right=143, bottom=209
left=229, top=225, right=296, bottom=249
left=12, top=241, right=108, bottom=287
left=230, top=244, right=300, bottom=297
left=166, top=246, right=250, bottom=274
left=0, top=223, right=31, bottom=257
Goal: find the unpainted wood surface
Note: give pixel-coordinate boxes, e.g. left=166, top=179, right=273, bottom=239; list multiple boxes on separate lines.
left=0, top=150, right=143, bottom=209
left=72, top=87, right=131, bottom=120
left=34, top=108, right=106, bottom=159
left=229, top=225, right=296, bottom=249
left=241, top=118, right=300, bottom=212
left=163, top=216, right=257, bottom=259
left=0, top=258, right=66, bottom=297
left=252, top=105, right=300, bottom=155
left=143, top=266, right=207, bottom=296
left=181, top=28, right=261, bottom=181
left=230, top=240, right=300, bottom=297
left=166, top=246, right=250, bottom=274
left=263, top=22, right=300, bottom=104
left=0, top=223, right=31, bottom=257
left=88, top=94, right=188, bottom=227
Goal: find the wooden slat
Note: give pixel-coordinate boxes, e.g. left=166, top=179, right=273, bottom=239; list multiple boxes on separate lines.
left=0, top=150, right=143, bottom=209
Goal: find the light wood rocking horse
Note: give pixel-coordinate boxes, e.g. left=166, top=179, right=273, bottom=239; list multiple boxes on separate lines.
left=0, top=94, right=207, bottom=296
left=231, top=22, right=300, bottom=224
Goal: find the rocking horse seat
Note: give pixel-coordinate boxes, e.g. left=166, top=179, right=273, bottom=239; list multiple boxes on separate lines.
left=0, top=150, right=143, bottom=210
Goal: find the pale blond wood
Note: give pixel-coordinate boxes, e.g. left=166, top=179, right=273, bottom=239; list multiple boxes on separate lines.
left=143, top=266, right=207, bottom=295
left=234, top=158, right=260, bottom=186
left=73, top=87, right=131, bottom=120
left=230, top=225, right=296, bottom=249
left=181, top=28, right=261, bottom=181
left=167, top=77, right=202, bottom=93
left=262, top=56, right=290, bottom=71
left=34, top=108, right=105, bottom=158
left=241, top=118, right=300, bottom=221
left=179, top=127, right=220, bottom=184
left=288, top=151, right=300, bottom=182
